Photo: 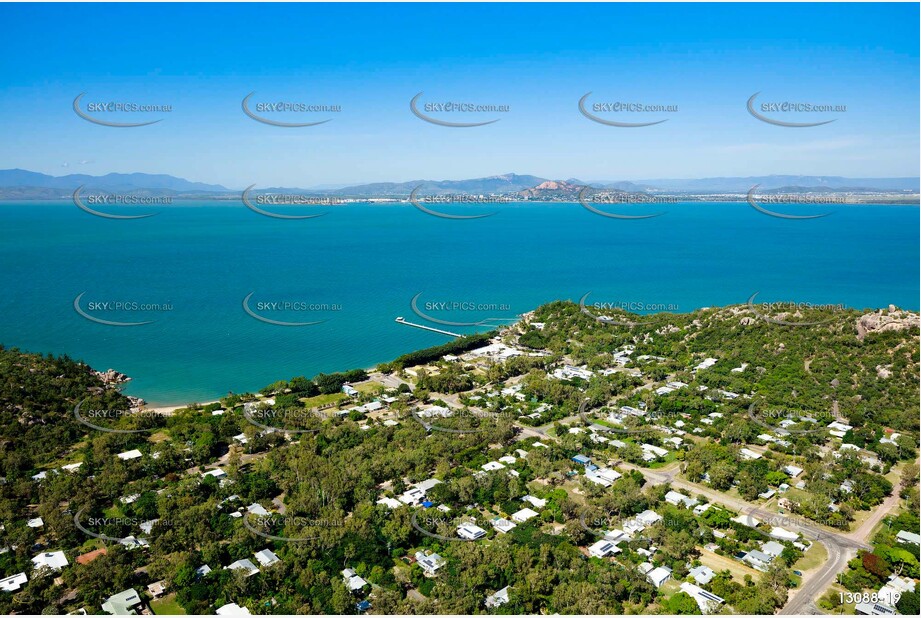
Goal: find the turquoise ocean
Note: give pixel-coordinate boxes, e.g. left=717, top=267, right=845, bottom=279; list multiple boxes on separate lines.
left=1, top=200, right=917, bottom=405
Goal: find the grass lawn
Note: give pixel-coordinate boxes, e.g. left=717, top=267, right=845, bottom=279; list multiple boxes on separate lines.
left=355, top=381, right=384, bottom=394
left=150, top=593, right=186, bottom=615
left=698, top=548, right=762, bottom=583
left=299, top=392, right=348, bottom=408
left=793, top=540, right=828, bottom=573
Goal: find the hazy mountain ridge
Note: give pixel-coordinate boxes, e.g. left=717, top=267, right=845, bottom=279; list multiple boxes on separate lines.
left=0, top=169, right=917, bottom=200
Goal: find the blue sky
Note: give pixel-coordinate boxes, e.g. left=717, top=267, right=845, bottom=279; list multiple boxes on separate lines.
left=0, top=2, right=918, bottom=188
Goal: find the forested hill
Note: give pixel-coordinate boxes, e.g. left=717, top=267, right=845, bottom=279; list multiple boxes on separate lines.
left=0, top=347, right=133, bottom=476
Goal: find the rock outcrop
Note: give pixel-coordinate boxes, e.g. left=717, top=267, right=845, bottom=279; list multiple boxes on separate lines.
left=856, top=305, right=920, bottom=341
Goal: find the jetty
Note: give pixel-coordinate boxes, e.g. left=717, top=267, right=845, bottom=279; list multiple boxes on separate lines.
left=395, top=317, right=460, bottom=337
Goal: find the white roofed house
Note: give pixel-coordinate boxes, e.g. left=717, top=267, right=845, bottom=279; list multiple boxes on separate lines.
left=101, top=588, right=143, bottom=615
left=688, top=565, right=715, bottom=586
left=225, top=558, right=259, bottom=577
left=457, top=523, right=487, bottom=540
left=665, top=491, right=699, bottom=509
left=485, top=586, right=511, bottom=609
left=588, top=539, right=621, bottom=558
left=254, top=548, right=280, bottom=567
left=739, top=448, right=762, bottom=460
left=216, top=603, right=252, bottom=616
left=414, top=550, right=446, bottom=575
left=0, top=572, right=27, bottom=592
left=511, top=508, right=539, bottom=523
left=342, top=568, right=368, bottom=591
left=636, top=510, right=663, bottom=526
left=646, top=566, right=673, bottom=588
left=491, top=517, right=517, bottom=534
left=31, top=550, right=69, bottom=572
left=679, top=582, right=725, bottom=614
left=116, top=449, right=142, bottom=461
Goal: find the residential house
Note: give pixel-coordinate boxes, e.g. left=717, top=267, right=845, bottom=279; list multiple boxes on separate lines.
left=485, top=586, right=510, bottom=608
left=101, top=588, right=143, bottom=615
left=457, top=524, right=487, bottom=540
left=689, top=565, right=715, bottom=586
left=588, top=540, right=620, bottom=558
left=225, top=559, right=259, bottom=577
left=414, top=550, right=445, bottom=575
left=647, top=566, right=673, bottom=588
left=254, top=548, right=280, bottom=568
left=679, top=582, right=725, bottom=614
left=0, top=573, right=27, bottom=593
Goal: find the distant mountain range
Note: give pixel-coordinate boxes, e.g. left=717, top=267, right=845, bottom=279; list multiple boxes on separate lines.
left=0, top=169, right=917, bottom=200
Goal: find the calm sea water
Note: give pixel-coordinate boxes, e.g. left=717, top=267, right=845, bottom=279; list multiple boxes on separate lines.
left=1, top=200, right=917, bottom=405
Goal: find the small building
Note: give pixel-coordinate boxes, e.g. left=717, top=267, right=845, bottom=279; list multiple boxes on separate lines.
left=571, top=454, right=591, bottom=466
left=743, top=550, right=774, bottom=571
left=485, top=586, right=510, bottom=608
left=116, top=449, right=143, bottom=461
left=254, top=548, right=280, bottom=567
left=739, top=448, right=762, bottom=461
left=342, top=568, right=368, bottom=591
left=147, top=581, right=167, bottom=598
left=896, top=530, right=921, bottom=546
left=647, top=566, right=673, bottom=588
left=761, top=541, right=786, bottom=558
left=689, top=565, right=715, bottom=586
left=523, top=495, right=547, bottom=508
